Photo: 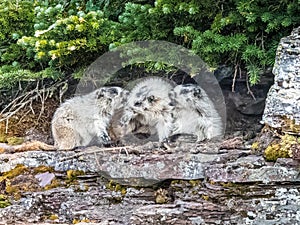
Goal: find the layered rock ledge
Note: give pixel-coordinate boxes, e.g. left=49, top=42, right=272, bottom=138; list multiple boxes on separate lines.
left=0, top=141, right=300, bottom=225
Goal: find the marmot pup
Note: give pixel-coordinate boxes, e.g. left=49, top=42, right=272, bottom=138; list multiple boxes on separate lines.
left=121, top=77, right=175, bottom=142
left=51, top=87, right=128, bottom=150
left=169, top=84, right=223, bottom=141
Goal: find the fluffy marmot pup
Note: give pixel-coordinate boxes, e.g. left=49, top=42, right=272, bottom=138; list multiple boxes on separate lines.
left=169, top=83, right=223, bottom=141
left=51, top=86, right=128, bottom=150
left=108, top=107, right=152, bottom=145
left=121, top=77, right=175, bottom=142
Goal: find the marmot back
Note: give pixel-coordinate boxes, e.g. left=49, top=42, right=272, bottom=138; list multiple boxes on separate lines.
left=51, top=86, right=128, bottom=150
left=170, top=83, right=223, bottom=141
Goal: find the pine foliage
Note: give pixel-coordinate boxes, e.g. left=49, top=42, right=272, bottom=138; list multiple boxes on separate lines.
left=0, top=0, right=300, bottom=88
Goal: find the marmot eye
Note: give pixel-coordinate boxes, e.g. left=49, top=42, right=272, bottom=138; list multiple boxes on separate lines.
left=97, top=93, right=104, bottom=98
left=193, top=89, right=201, bottom=98
left=147, top=95, right=155, bottom=103
left=180, top=89, right=189, bottom=95
left=108, top=88, right=118, bottom=95
left=134, top=101, right=142, bottom=107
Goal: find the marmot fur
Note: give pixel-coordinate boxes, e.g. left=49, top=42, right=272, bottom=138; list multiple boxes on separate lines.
left=51, top=86, right=128, bottom=150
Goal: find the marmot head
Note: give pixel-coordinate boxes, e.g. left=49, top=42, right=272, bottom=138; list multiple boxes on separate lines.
left=127, top=77, right=174, bottom=115
left=169, top=84, right=207, bottom=109
left=95, top=86, right=129, bottom=110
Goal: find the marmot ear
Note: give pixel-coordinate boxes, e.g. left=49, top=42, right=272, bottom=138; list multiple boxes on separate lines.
left=179, top=88, right=189, bottom=95
left=96, top=89, right=105, bottom=99
left=123, top=90, right=130, bottom=97
left=168, top=91, right=175, bottom=99
left=168, top=91, right=176, bottom=106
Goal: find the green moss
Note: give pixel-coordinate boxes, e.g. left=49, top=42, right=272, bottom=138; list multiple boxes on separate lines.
left=155, top=188, right=168, bottom=204
left=73, top=218, right=91, bottom=224
left=220, top=182, right=236, bottom=188
left=106, top=180, right=115, bottom=190
left=264, top=144, right=288, bottom=161
left=0, top=164, right=28, bottom=182
left=282, top=117, right=300, bottom=134
left=0, top=165, right=67, bottom=200
left=120, top=187, right=127, bottom=195
left=66, top=170, right=85, bottom=184
left=6, top=136, right=24, bottom=145
left=49, top=214, right=59, bottom=220
left=106, top=180, right=127, bottom=196
left=251, top=142, right=260, bottom=151
left=44, top=178, right=61, bottom=190
left=189, top=180, right=201, bottom=187
left=264, top=134, right=296, bottom=161
left=0, top=133, right=7, bottom=143
left=114, top=184, right=122, bottom=192
left=33, top=165, right=54, bottom=174
left=202, top=195, right=209, bottom=201
left=115, top=184, right=127, bottom=195
left=170, top=180, right=181, bottom=185
left=0, top=165, right=30, bottom=200
left=0, top=194, right=11, bottom=208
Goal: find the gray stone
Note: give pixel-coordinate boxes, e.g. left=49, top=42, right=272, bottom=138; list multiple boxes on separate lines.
left=262, top=27, right=300, bottom=132
left=1, top=141, right=300, bottom=224
left=1, top=143, right=300, bottom=186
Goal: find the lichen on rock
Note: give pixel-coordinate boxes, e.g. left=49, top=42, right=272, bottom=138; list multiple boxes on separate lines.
left=264, top=134, right=300, bottom=161
left=261, top=27, right=300, bottom=161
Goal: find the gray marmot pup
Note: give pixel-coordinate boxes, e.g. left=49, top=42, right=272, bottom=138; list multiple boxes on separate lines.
left=121, top=77, right=175, bottom=142
left=51, top=87, right=128, bottom=150
left=169, top=83, right=223, bottom=141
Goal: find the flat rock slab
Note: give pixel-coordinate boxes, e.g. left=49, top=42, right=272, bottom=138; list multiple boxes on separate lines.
left=1, top=142, right=300, bottom=185
left=0, top=141, right=300, bottom=224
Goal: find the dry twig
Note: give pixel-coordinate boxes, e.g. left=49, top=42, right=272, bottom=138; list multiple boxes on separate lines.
left=231, top=64, right=239, bottom=92
left=0, top=80, right=68, bottom=124
left=0, top=141, right=56, bottom=153
left=246, top=72, right=256, bottom=100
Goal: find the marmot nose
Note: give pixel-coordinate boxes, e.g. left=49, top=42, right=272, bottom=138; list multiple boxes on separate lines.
left=193, top=88, right=202, bottom=98
left=169, top=100, right=176, bottom=106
